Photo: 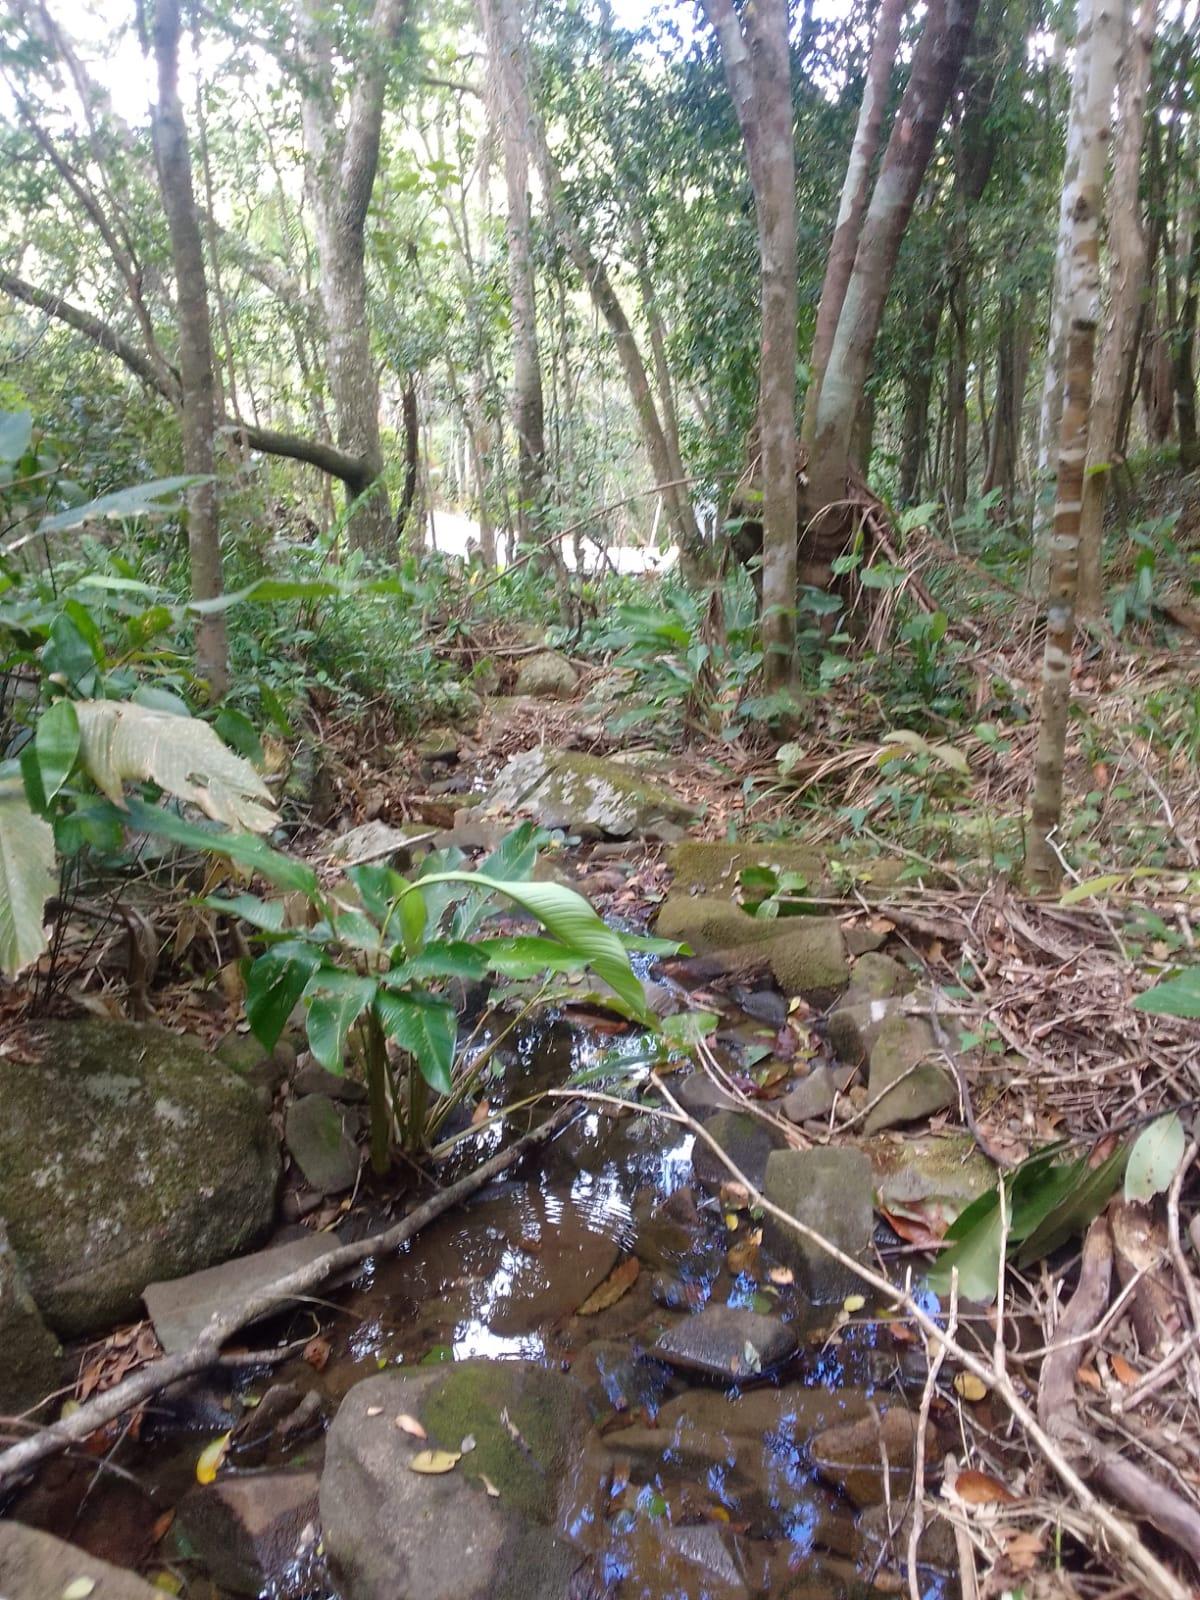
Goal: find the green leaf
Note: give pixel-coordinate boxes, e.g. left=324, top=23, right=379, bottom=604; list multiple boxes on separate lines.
left=245, top=941, right=323, bottom=1050
left=0, top=777, right=57, bottom=977
left=214, top=707, right=265, bottom=767
left=374, top=992, right=457, bottom=1094
left=1016, top=1146, right=1127, bottom=1265
left=122, top=797, right=319, bottom=895
left=0, top=410, right=32, bottom=465
left=408, top=872, right=648, bottom=1021
left=398, top=883, right=427, bottom=954
left=1125, top=1114, right=1186, bottom=1203
left=618, top=931, right=684, bottom=956
left=204, top=893, right=287, bottom=933
left=305, top=974, right=378, bottom=1071
left=347, top=863, right=408, bottom=925
left=661, top=1009, right=721, bottom=1046
left=37, top=476, right=205, bottom=535
left=385, top=940, right=489, bottom=982
left=35, top=699, right=80, bottom=805
left=1132, top=969, right=1200, bottom=1018
left=451, top=821, right=543, bottom=939
left=131, top=684, right=191, bottom=716
left=474, top=934, right=590, bottom=978
left=332, top=910, right=383, bottom=953
left=926, top=1190, right=1004, bottom=1303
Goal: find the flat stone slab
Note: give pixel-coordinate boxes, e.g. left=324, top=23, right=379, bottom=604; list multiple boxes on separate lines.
left=650, top=1304, right=797, bottom=1380
left=144, top=1232, right=340, bottom=1353
left=0, top=1521, right=163, bottom=1599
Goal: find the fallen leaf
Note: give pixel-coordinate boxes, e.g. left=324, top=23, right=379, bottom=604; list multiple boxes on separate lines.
left=395, top=1413, right=428, bottom=1440
left=150, top=1509, right=175, bottom=1544
left=480, top=1474, right=501, bottom=1497
left=366, top=1406, right=383, bottom=1418
left=725, top=1231, right=761, bottom=1276
left=471, top=1099, right=492, bottom=1126
left=409, top=1449, right=461, bottom=1474
left=1111, top=1352, right=1139, bottom=1386
left=61, top=1580, right=96, bottom=1600
left=953, top=1373, right=987, bottom=1403
left=724, top=1211, right=740, bottom=1231
left=955, top=1469, right=1018, bottom=1505
left=1076, top=1364, right=1102, bottom=1391
left=842, top=1294, right=866, bottom=1314
left=767, top=1266, right=794, bottom=1286
left=577, top=1256, right=640, bottom=1316
left=303, top=1336, right=331, bottom=1372
left=460, top=1433, right=477, bottom=1453
left=151, top=1573, right=183, bottom=1594
left=195, top=1431, right=231, bottom=1485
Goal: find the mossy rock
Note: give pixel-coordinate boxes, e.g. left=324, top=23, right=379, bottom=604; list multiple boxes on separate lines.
left=866, top=1132, right=995, bottom=1213
left=0, top=1021, right=279, bottom=1336
left=514, top=650, right=578, bottom=699
left=656, top=898, right=848, bottom=1000
left=485, top=748, right=698, bottom=839
left=655, top=895, right=782, bottom=953
left=843, top=952, right=916, bottom=1005
left=863, top=1015, right=956, bottom=1133
left=666, top=840, right=827, bottom=898
left=0, top=1222, right=61, bottom=1418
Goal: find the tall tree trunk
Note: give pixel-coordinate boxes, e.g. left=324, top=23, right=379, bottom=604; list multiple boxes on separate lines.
left=149, top=0, right=227, bottom=697
left=947, top=272, right=969, bottom=512
left=1174, top=207, right=1200, bottom=470
left=703, top=0, right=797, bottom=685
left=802, top=0, right=909, bottom=444
left=395, top=374, right=420, bottom=542
left=1078, top=0, right=1157, bottom=615
left=806, top=0, right=980, bottom=582
left=983, top=290, right=1032, bottom=512
left=1028, top=0, right=1124, bottom=891
left=898, top=287, right=946, bottom=502
left=297, top=0, right=406, bottom=554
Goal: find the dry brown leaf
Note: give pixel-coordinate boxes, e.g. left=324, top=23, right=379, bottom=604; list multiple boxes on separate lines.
left=150, top=1509, right=176, bottom=1544
left=725, top=1230, right=762, bottom=1276
left=1076, top=1364, right=1102, bottom=1392
left=303, top=1336, right=331, bottom=1372
left=395, top=1413, right=428, bottom=1440
left=1110, top=1352, right=1139, bottom=1386
left=767, top=1265, right=794, bottom=1286
left=577, top=1256, right=640, bottom=1316
left=955, top=1469, right=1018, bottom=1505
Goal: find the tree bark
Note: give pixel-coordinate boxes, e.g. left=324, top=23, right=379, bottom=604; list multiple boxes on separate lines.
left=806, top=0, right=980, bottom=582
left=802, top=0, right=909, bottom=445
left=395, top=374, right=420, bottom=542
left=898, top=286, right=946, bottom=502
left=1078, top=0, right=1157, bottom=615
left=1028, top=0, right=1124, bottom=891
left=982, top=290, right=1032, bottom=513
left=297, top=0, right=407, bottom=553
left=149, top=0, right=227, bottom=697
left=703, top=0, right=797, bottom=685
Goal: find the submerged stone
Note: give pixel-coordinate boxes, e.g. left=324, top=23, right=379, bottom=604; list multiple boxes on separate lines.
left=0, top=1021, right=279, bottom=1336
left=864, top=1014, right=956, bottom=1133
left=810, top=1406, right=923, bottom=1508
left=650, top=1303, right=796, bottom=1379
left=178, top=1471, right=320, bottom=1596
left=0, top=1221, right=61, bottom=1418
left=762, top=1148, right=873, bottom=1304
left=484, top=747, right=698, bottom=839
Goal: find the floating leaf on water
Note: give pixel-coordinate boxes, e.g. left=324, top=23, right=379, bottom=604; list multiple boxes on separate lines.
left=577, top=1256, right=640, bottom=1315
left=461, top=1433, right=477, bottom=1453
left=953, top=1372, right=987, bottom=1403
left=61, top=1581, right=96, bottom=1600
left=409, top=1449, right=461, bottom=1474
left=955, top=1469, right=1018, bottom=1505
left=724, top=1211, right=739, bottom=1231
left=1125, top=1113, right=1186, bottom=1203
left=395, top=1413, right=427, bottom=1440
left=842, top=1294, right=866, bottom=1314
left=195, top=1431, right=231, bottom=1485
left=481, top=1474, right=501, bottom=1497
left=150, top=1509, right=175, bottom=1544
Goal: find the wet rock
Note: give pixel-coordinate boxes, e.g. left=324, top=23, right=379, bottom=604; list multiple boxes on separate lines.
left=179, top=1471, right=320, bottom=1596
left=215, top=1031, right=295, bottom=1100
left=657, top=1525, right=749, bottom=1596
left=650, top=1271, right=709, bottom=1311
left=484, top=747, right=697, bottom=840
left=762, top=1148, right=873, bottom=1303
left=732, top=987, right=789, bottom=1027
left=779, top=1066, right=836, bottom=1126
left=655, top=896, right=798, bottom=954
left=810, top=1406, right=922, bottom=1507
left=692, top=1110, right=788, bottom=1193
left=320, top=1361, right=591, bottom=1600
left=228, top=1381, right=305, bottom=1465
left=650, top=1303, right=796, bottom=1379
left=655, top=899, right=848, bottom=1000
left=666, top=840, right=826, bottom=898
left=864, top=1015, right=956, bottom=1133
left=672, top=1072, right=739, bottom=1121
left=825, top=997, right=898, bottom=1068
left=633, top=1185, right=716, bottom=1273
left=292, top=1059, right=368, bottom=1102
left=859, top=1502, right=957, bottom=1574
left=144, top=1232, right=341, bottom=1353
left=285, top=1094, right=360, bottom=1195
left=0, top=1021, right=279, bottom=1337
left=0, top=1221, right=61, bottom=1418
left=0, top=1521, right=163, bottom=1599
left=515, top=649, right=578, bottom=698
left=867, top=1132, right=995, bottom=1216
left=326, top=819, right=420, bottom=869
left=843, top=952, right=916, bottom=1005
left=571, top=1338, right=671, bottom=1418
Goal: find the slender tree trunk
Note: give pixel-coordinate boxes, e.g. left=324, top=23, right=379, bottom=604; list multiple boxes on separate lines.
left=1174, top=207, right=1200, bottom=470
left=149, top=0, right=227, bottom=697
left=947, top=273, right=969, bottom=512
left=395, top=374, right=420, bottom=542
left=806, top=0, right=980, bottom=582
left=802, top=0, right=909, bottom=444
left=1078, top=0, right=1157, bottom=614
left=1028, top=0, right=1124, bottom=890
left=703, top=0, right=797, bottom=685
left=899, top=287, right=946, bottom=502
left=983, top=290, right=1032, bottom=512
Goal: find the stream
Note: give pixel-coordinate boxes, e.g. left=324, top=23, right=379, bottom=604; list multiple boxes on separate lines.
left=9, top=1005, right=957, bottom=1600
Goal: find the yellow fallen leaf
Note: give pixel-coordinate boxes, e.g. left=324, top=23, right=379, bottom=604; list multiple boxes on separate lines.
left=395, top=1413, right=427, bottom=1440
left=577, top=1256, right=640, bottom=1315
left=480, top=1474, right=501, bottom=1497
left=195, top=1431, right=231, bottom=1485
left=953, top=1372, right=987, bottom=1403
left=724, top=1212, right=739, bottom=1231
left=152, top=1575, right=183, bottom=1595
left=61, top=1581, right=96, bottom=1600
left=842, top=1294, right=866, bottom=1314
left=409, top=1449, right=461, bottom=1474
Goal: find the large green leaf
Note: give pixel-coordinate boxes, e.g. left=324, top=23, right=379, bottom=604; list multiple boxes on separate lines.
left=245, top=941, right=323, bottom=1050
left=452, top=822, right=542, bottom=939
left=0, top=778, right=57, bottom=977
left=411, top=872, right=648, bottom=1021
left=374, top=991, right=457, bottom=1095
left=34, top=699, right=80, bottom=806
left=122, top=797, right=318, bottom=895
left=1125, top=1114, right=1186, bottom=1202
left=385, top=940, right=489, bottom=982
left=1132, top=969, right=1200, bottom=1018
left=204, top=892, right=287, bottom=933
left=305, top=973, right=378, bottom=1072
left=474, top=935, right=590, bottom=978
left=347, top=863, right=408, bottom=925
left=36, top=476, right=205, bottom=535
left=0, top=410, right=32, bottom=465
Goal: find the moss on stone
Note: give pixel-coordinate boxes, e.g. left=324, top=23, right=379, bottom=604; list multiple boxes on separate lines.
left=486, top=748, right=697, bottom=838
left=666, top=840, right=826, bottom=898
left=865, top=1133, right=995, bottom=1210
left=843, top=953, right=916, bottom=1005
left=767, top=924, right=849, bottom=1000
left=653, top=896, right=783, bottom=953
left=864, top=1015, right=955, bottom=1134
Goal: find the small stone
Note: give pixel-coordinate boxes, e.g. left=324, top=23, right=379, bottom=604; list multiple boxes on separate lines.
left=692, top=1111, right=787, bottom=1193
left=179, top=1471, right=320, bottom=1596
left=780, top=1066, right=836, bottom=1126
left=215, top=1031, right=294, bottom=1096
left=866, top=1132, right=995, bottom=1213
left=825, top=998, right=897, bottom=1067
left=514, top=650, right=578, bottom=698
left=843, top=953, right=916, bottom=1005
left=810, top=1407, right=922, bottom=1507
left=0, top=1522, right=162, bottom=1599
left=673, top=1072, right=739, bottom=1121
left=864, top=1015, right=956, bottom=1133
left=416, top=726, right=460, bottom=761
left=0, top=1221, right=61, bottom=1419
left=650, top=1304, right=797, bottom=1379
left=326, top=820, right=418, bottom=869
left=292, top=1059, right=368, bottom=1102
left=762, top=1148, right=873, bottom=1304
left=285, top=1094, right=360, bottom=1195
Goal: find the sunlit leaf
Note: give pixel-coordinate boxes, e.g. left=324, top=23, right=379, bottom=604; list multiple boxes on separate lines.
left=1125, top=1114, right=1186, bottom=1203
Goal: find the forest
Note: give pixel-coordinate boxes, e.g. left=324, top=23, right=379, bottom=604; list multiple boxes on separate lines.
left=1, top=0, right=1200, bottom=1597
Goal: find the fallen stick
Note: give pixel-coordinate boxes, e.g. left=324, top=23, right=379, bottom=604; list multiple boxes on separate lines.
left=0, top=1104, right=576, bottom=1492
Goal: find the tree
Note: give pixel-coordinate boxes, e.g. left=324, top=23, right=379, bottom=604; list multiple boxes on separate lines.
left=1028, top=0, right=1125, bottom=890
left=148, top=0, right=227, bottom=696
left=296, top=0, right=412, bottom=553
left=703, top=0, right=798, bottom=684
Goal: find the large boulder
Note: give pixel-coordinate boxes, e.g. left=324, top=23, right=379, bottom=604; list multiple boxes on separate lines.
left=320, top=1361, right=595, bottom=1600
left=655, top=897, right=848, bottom=1001
left=0, top=1521, right=163, bottom=1599
left=483, top=747, right=699, bottom=839
left=514, top=650, right=579, bottom=698
left=0, top=1021, right=279, bottom=1336
left=178, top=1471, right=320, bottom=1596
left=0, top=1220, right=61, bottom=1417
